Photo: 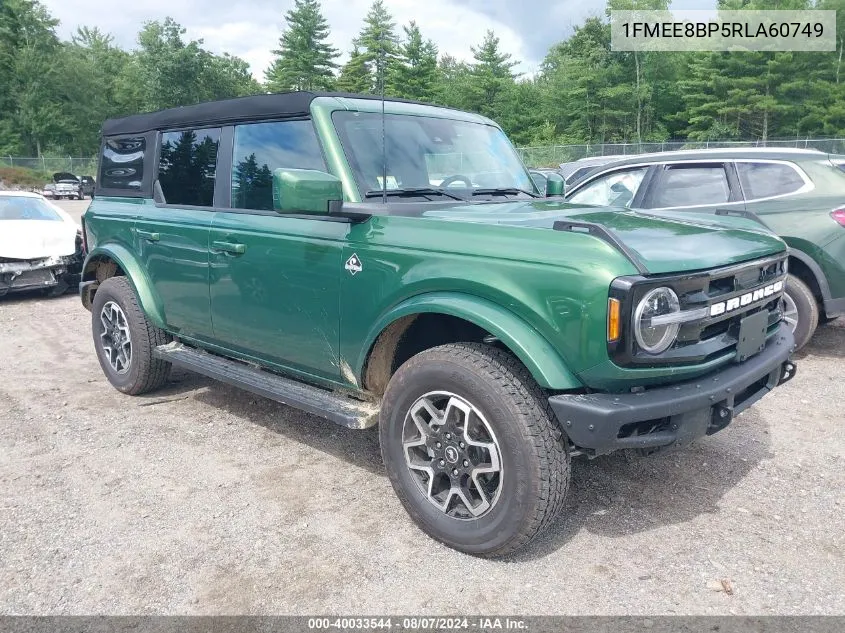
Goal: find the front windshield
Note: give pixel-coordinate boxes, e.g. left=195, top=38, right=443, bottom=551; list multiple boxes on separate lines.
left=332, top=111, right=538, bottom=201
left=0, top=196, right=63, bottom=221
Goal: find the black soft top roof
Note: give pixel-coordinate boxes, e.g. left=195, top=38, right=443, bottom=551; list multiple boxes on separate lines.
left=101, top=91, right=434, bottom=136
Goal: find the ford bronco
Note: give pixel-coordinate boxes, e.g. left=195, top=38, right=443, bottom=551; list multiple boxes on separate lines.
left=80, top=92, right=797, bottom=556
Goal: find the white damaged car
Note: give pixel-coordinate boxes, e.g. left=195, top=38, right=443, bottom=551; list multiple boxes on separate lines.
left=0, top=191, right=83, bottom=297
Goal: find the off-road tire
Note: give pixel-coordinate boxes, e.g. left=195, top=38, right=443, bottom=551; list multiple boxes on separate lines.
left=380, top=342, right=570, bottom=557
left=784, top=274, right=819, bottom=350
left=91, top=276, right=171, bottom=395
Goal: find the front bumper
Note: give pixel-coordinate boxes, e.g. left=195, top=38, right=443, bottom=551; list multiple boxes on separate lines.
left=0, top=255, right=80, bottom=294
left=549, top=323, right=796, bottom=456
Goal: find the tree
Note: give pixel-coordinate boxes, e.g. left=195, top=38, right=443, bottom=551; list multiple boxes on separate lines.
left=465, top=30, right=519, bottom=118
left=605, top=0, right=671, bottom=143
left=204, top=53, right=262, bottom=99
left=354, top=0, right=398, bottom=94
left=434, top=54, right=472, bottom=110
left=0, top=0, right=64, bottom=155
left=55, top=27, right=137, bottom=154
left=265, top=0, right=338, bottom=92
left=132, top=18, right=259, bottom=113
left=336, top=46, right=371, bottom=93
left=390, top=21, right=438, bottom=102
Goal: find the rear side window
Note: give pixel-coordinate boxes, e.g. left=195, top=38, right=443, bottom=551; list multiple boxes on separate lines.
left=232, top=120, right=326, bottom=210
left=568, top=166, right=598, bottom=185
left=650, top=165, right=729, bottom=207
left=736, top=161, right=806, bottom=200
left=100, top=136, right=145, bottom=190
left=158, top=127, right=221, bottom=207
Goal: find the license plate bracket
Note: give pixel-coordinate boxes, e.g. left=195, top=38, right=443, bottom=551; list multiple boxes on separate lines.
left=735, top=310, right=769, bottom=362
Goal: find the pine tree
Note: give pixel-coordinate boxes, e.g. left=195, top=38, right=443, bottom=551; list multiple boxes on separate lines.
left=390, top=21, right=438, bottom=102
left=465, top=30, right=519, bottom=118
left=354, top=0, right=398, bottom=94
left=265, top=0, right=338, bottom=92
left=336, top=46, right=371, bottom=94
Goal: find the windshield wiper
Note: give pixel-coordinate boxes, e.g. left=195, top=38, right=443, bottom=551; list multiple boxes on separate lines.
left=364, top=187, right=467, bottom=201
left=471, top=187, right=539, bottom=198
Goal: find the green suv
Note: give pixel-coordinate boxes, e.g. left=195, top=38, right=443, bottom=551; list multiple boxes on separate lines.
left=80, top=92, right=797, bottom=556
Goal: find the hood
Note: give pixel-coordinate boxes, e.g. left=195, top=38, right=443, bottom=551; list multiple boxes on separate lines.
left=0, top=219, right=78, bottom=259
left=422, top=200, right=786, bottom=274
left=53, top=172, right=79, bottom=183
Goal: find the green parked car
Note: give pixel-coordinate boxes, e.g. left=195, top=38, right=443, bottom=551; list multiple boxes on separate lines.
left=80, top=93, right=797, bottom=556
left=565, top=148, right=845, bottom=349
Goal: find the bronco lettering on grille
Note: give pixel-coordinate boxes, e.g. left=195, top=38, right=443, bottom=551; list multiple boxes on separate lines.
left=709, top=280, right=784, bottom=317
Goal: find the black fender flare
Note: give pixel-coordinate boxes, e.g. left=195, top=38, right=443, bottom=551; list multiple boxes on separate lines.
left=788, top=247, right=831, bottom=302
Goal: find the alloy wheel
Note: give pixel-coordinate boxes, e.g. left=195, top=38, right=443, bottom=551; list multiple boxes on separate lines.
left=402, top=391, right=503, bottom=520
left=99, top=301, right=132, bottom=374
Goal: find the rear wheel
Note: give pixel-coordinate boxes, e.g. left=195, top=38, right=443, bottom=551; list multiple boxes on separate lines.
left=379, top=343, right=569, bottom=557
left=783, top=273, right=819, bottom=350
left=91, top=276, right=172, bottom=394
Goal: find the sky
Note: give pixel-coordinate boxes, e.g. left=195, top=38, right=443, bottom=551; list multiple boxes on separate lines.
left=41, top=0, right=714, bottom=81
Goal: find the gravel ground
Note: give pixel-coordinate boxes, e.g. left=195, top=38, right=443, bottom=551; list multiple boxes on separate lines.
left=1, top=199, right=843, bottom=615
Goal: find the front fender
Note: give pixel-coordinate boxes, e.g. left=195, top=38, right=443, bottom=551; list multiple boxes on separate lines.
left=81, top=244, right=166, bottom=329
left=358, top=292, right=583, bottom=391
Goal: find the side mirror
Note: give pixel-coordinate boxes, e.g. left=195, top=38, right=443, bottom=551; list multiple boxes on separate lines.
left=545, top=172, right=565, bottom=197
left=272, top=168, right=343, bottom=215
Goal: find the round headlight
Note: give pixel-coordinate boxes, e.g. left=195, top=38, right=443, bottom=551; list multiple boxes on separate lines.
left=634, top=287, right=681, bottom=354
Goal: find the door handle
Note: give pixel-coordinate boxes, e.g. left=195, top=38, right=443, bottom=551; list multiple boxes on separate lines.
left=135, top=229, right=160, bottom=242
left=212, top=241, right=247, bottom=255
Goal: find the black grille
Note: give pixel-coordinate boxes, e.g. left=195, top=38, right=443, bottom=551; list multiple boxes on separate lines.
left=609, top=254, right=788, bottom=367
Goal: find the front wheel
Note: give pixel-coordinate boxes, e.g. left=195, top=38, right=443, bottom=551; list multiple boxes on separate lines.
left=380, top=343, right=570, bottom=557
left=783, top=274, right=819, bottom=350
left=91, top=276, right=172, bottom=394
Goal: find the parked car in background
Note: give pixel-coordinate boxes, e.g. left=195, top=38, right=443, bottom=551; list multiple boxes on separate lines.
left=79, top=92, right=797, bottom=557
left=564, top=148, right=845, bottom=348
left=79, top=176, right=96, bottom=197
left=0, top=191, right=83, bottom=297
left=559, top=155, right=646, bottom=188
left=44, top=172, right=89, bottom=200
left=40, top=182, right=56, bottom=198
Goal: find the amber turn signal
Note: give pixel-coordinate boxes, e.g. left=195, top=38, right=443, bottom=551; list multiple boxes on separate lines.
left=607, top=298, right=621, bottom=342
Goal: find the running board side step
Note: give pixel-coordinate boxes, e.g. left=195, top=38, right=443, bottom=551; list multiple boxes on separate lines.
left=154, top=342, right=378, bottom=429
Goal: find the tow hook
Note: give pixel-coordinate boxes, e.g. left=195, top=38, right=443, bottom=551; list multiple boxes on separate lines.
left=778, top=360, right=797, bottom=386
left=708, top=404, right=733, bottom=434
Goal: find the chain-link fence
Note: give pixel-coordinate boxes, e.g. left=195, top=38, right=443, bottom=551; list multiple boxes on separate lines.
left=1, top=156, right=98, bottom=176
left=516, top=138, right=845, bottom=168
left=5, top=138, right=845, bottom=178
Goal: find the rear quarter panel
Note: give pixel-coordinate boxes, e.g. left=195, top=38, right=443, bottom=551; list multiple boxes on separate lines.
left=82, top=197, right=167, bottom=327
left=746, top=161, right=845, bottom=299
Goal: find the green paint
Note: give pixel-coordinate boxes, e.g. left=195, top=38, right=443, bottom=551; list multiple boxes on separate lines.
left=83, top=97, right=789, bottom=398
left=272, top=168, right=343, bottom=215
